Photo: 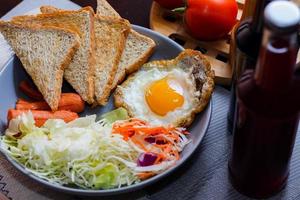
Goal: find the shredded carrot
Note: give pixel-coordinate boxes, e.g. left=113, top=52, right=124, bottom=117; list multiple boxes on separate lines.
left=137, top=172, right=155, bottom=180
left=154, top=153, right=165, bottom=164
left=173, top=150, right=180, bottom=160
left=112, top=119, right=189, bottom=172
left=130, top=137, right=148, bottom=152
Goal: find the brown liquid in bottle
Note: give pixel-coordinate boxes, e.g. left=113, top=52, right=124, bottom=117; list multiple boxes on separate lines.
left=228, top=0, right=274, bottom=132
left=229, top=1, right=300, bottom=198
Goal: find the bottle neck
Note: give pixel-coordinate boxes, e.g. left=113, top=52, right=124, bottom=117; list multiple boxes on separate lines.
left=254, top=29, right=299, bottom=92
left=235, top=0, right=272, bottom=60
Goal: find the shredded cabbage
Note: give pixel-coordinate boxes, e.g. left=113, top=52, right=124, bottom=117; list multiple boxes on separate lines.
left=0, top=111, right=189, bottom=190
left=1, top=112, right=141, bottom=189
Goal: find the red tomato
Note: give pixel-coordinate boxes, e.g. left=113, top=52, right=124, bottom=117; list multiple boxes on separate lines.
left=184, top=0, right=238, bottom=41
left=154, top=0, right=184, bottom=9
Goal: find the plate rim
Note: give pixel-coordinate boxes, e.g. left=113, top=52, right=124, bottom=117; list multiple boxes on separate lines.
left=0, top=25, right=212, bottom=196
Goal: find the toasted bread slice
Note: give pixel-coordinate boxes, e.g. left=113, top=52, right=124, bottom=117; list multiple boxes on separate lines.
left=97, top=0, right=156, bottom=87
left=12, top=7, right=96, bottom=104
left=96, top=0, right=121, bottom=18
left=110, top=30, right=155, bottom=90
left=93, top=16, right=130, bottom=105
left=119, top=30, right=155, bottom=75
left=114, top=49, right=215, bottom=127
left=0, top=21, right=80, bottom=111
left=39, top=6, right=131, bottom=105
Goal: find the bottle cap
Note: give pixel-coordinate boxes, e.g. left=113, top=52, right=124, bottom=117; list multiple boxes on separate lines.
left=264, top=1, right=300, bottom=33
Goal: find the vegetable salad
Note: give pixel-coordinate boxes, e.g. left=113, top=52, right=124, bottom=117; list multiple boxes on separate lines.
left=0, top=110, right=189, bottom=189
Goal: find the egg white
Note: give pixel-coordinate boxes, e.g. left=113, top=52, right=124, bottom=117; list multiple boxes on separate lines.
left=119, top=67, right=200, bottom=126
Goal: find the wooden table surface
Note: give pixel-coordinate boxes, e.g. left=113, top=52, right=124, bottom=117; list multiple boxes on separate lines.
left=0, top=0, right=153, bottom=28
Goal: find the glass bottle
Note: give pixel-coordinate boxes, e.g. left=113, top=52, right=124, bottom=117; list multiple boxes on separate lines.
left=227, top=0, right=276, bottom=132
left=229, top=1, right=300, bottom=198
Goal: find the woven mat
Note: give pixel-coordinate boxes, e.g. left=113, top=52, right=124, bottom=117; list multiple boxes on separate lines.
left=1, top=1, right=300, bottom=200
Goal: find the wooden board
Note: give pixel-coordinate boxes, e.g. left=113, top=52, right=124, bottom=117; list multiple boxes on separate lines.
left=150, top=0, right=300, bottom=86
left=150, top=0, right=245, bottom=86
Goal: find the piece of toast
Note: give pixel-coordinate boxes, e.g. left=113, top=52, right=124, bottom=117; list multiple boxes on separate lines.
left=114, top=49, right=215, bottom=127
left=12, top=7, right=96, bottom=104
left=0, top=21, right=80, bottom=111
left=97, top=0, right=156, bottom=88
left=40, top=6, right=131, bottom=106
left=96, top=0, right=121, bottom=18
left=118, top=30, right=156, bottom=75
left=93, top=16, right=130, bottom=105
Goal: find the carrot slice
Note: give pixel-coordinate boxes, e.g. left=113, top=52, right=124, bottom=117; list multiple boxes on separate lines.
left=16, top=99, right=48, bottom=110
left=19, top=81, right=43, bottom=100
left=16, top=93, right=85, bottom=113
left=7, top=109, right=78, bottom=127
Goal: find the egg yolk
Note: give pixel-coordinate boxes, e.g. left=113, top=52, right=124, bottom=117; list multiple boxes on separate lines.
left=145, top=77, right=184, bottom=116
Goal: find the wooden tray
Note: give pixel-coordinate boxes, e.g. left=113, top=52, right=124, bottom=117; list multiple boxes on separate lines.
left=150, top=0, right=245, bottom=86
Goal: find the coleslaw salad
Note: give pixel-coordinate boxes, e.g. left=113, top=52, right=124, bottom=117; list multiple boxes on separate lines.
left=0, top=111, right=190, bottom=190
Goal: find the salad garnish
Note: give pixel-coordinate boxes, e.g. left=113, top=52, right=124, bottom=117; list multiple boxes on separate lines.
left=0, top=110, right=189, bottom=189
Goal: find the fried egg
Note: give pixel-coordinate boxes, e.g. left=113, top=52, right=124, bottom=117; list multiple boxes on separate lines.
left=114, top=49, right=214, bottom=127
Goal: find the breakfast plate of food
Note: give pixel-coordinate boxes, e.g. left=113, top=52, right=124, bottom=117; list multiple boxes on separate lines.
left=0, top=0, right=214, bottom=196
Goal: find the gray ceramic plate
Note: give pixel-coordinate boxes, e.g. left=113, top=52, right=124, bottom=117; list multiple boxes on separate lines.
left=0, top=25, right=212, bottom=196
